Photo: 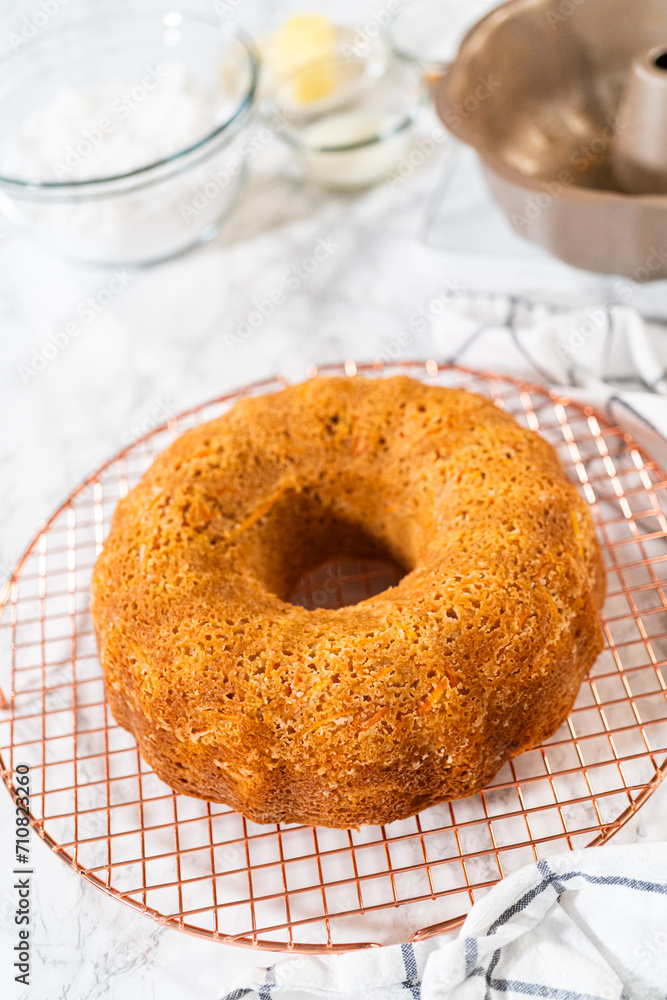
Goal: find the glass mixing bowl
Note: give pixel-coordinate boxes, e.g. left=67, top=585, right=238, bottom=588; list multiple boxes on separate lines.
left=0, top=8, right=259, bottom=266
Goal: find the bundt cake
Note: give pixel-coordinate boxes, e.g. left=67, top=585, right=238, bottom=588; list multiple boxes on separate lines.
left=91, top=375, right=606, bottom=828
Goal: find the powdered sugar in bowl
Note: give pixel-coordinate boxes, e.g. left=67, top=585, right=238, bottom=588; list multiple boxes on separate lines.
left=0, top=9, right=258, bottom=265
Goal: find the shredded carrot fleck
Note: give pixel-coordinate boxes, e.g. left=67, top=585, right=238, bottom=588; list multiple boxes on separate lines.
left=516, top=609, right=531, bottom=631
left=529, top=647, right=550, bottom=673
left=293, top=674, right=330, bottom=706
left=229, top=480, right=294, bottom=538
left=495, top=641, right=512, bottom=665
left=301, top=713, right=352, bottom=736
left=189, top=499, right=212, bottom=523
left=418, top=676, right=449, bottom=716
left=539, top=586, right=560, bottom=617
left=359, top=705, right=390, bottom=731
left=371, top=664, right=392, bottom=681
left=571, top=510, right=585, bottom=559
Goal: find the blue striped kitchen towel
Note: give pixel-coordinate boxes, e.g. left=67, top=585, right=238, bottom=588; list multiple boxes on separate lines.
left=219, top=843, right=667, bottom=1000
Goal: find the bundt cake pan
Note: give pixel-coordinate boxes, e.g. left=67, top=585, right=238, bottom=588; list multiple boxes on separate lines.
left=435, top=0, right=667, bottom=280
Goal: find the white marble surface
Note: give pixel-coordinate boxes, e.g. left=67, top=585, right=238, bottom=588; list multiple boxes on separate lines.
left=1, top=2, right=667, bottom=998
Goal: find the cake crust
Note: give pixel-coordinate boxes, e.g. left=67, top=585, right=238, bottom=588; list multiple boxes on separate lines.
left=91, top=376, right=606, bottom=828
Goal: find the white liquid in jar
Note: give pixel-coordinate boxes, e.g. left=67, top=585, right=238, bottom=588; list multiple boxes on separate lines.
left=299, top=110, right=409, bottom=190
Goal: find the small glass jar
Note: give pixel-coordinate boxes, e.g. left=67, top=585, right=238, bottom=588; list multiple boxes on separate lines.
left=266, top=47, right=425, bottom=191
left=387, top=0, right=501, bottom=85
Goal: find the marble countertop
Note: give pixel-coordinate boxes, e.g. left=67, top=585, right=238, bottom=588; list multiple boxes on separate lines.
left=1, top=3, right=667, bottom=998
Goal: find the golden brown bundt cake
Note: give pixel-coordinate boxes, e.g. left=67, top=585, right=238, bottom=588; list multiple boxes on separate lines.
left=91, top=375, right=606, bottom=828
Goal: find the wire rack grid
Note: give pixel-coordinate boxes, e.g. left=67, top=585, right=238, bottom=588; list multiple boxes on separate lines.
left=1, top=360, right=667, bottom=952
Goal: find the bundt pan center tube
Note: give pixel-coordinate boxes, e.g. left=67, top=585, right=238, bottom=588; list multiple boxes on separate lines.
left=91, top=376, right=606, bottom=829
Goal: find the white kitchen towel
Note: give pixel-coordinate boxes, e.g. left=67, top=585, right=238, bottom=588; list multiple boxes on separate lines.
left=430, top=291, right=667, bottom=465
left=219, top=843, right=667, bottom=1000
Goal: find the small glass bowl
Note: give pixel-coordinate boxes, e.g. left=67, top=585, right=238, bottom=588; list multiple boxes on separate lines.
left=387, top=0, right=499, bottom=83
left=265, top=47, right=425, bottom=191
left=0, top=8, right=259, bottom=266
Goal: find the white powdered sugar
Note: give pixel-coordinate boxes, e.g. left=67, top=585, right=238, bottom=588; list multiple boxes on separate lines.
left=0, top=61, right=250, bottom=263
left=3, top=62, right=229, bottom=182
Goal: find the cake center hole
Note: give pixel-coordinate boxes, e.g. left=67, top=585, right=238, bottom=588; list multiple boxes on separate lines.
left=654, top=50, right=667, bottom=70
left=289, top=556, right=405, bottom=611
left=243, top=485, right=410, bottom=607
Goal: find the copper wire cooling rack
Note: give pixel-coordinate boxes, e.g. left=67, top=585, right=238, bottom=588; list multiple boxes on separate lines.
left=2, top=360, right=667, bottom=952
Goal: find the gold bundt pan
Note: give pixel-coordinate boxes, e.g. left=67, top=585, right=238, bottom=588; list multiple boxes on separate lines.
left=436, top=0, right=667, bottom=280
